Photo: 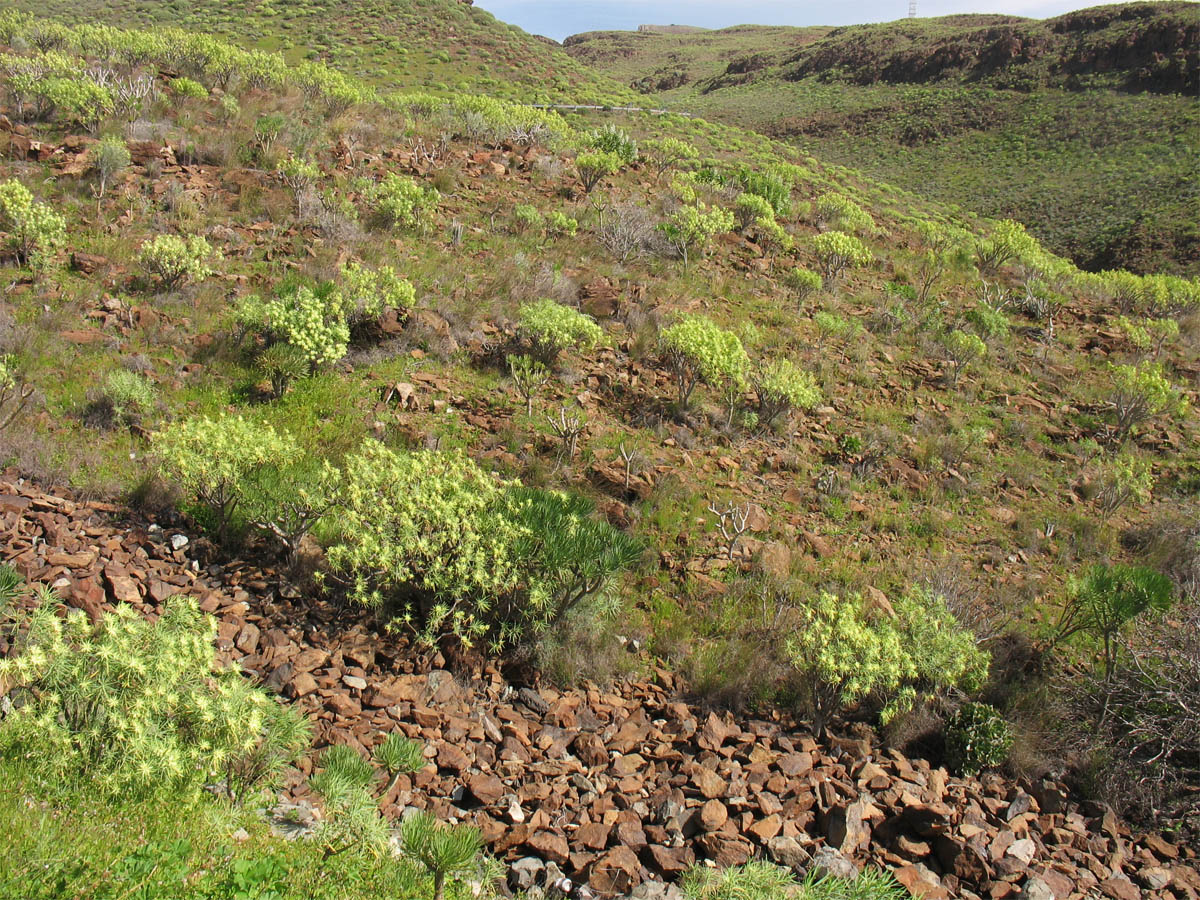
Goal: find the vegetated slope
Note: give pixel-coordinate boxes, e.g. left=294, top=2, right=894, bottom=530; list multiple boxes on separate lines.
left=5, top=0, right=636, bottom=104
left=1, top=12, right=1199, bottom=894
left=564, top=2, right=1200, bottom=276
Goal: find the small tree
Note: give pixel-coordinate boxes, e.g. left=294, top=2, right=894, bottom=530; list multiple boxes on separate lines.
left=814, top=191, right=873, bottom=234
left=734, top=192, right=774, bottom=233
left=276, top=155, right=321, bottom=217
left=402, top=811, right=484, bottom=900
left=974, top=218, right=1037, bottom=276
left=516, top=298, right=602, bottom=366
left=945, top=703, right=1013, bottom=776
left=659, top=314, right=750, bottom=410
left=244, top=457, right=342, bottom=563
left=659, top=204, right=735, bottom=267
left=265, top=284, right=351, bottom=368
left=373, top=733, right=426, bottom=797
left=1105, top=362, right=1187, bottom=441
left=338, top=261, right=415, bottom=323
left=1052, top=564, right=1174, bottom=680
left=366, top=173, right=439, bottom=230
left=575, top=150, right=621, bottom=194
left=588, top=124, right=638, bottom=165
left=811, top=230, right=870, bottom=284
left=644, top=136, right=699, bottom=177
left=256, top=342, right=310, bottom=399
left=0, top=178, right=66, bottom=270
left=0, top=355, right=35, bottom=433
left=507, top=353, right=550, bottom=416
left=1095, top=453, right=1153, bottom=517
left=138, top=234, right=217, bottom=290
left=753, top=358, right=820, bottom=430
left=89, top=134, right=131, bottom=205
left=708, top=499, right=753, bottom=560
left=783, top=267, right=822, bottom=310
left=939, top=329, right=986, bottom=388
left=152, top=414, right=300, bottom=543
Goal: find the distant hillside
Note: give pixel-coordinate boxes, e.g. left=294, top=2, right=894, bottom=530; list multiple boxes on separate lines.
left=565, top=2, right=1200, bottom=275
left=4, top=0, right=636, bottom=103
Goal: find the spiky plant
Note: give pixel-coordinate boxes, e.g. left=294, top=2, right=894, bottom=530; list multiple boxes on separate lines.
left=401, top=810, right=484, bottom=900
left=373, top=733, right=425, bottom=796
left=256, top=342, right=309, bottom=398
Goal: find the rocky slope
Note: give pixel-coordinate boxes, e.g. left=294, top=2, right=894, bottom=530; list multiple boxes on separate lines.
left=3, top=477, right=1197, bottom=900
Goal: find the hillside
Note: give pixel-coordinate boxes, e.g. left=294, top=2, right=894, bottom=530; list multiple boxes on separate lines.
left=1, top=11, right=1198, bottom=900
left=3, top=0, right=636, bottom=103
left=564, top=2, right=1200, bottom=276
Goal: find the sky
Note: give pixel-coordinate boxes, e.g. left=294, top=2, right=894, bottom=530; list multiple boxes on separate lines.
left=475, top=0, right=1132, bottom=41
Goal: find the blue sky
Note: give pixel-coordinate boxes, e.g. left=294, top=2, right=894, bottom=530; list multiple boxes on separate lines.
left=475, top=0, right=1131, bottom=41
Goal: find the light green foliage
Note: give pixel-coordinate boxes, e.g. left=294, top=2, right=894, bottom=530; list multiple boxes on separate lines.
left=1053, top=564, right=1174, bottom=678
left=512, top=204, right=543, bottom=233
left=813, top=310, right=860, bottom=351
left=785, top=588, right=987, bottom=736
left=253, top=113, right=286, bottom=159
left=102, top=368, right=155, bottom=426
left=265, top=284, right=351, bottom=367
left=88, top=134, right=131, bottom=199
left=256, top=343, right=309, bottom=399
left=1095, top=452, right=1153, bottom=517
left=734, top=191, right=774, bottom=232
left=401, top=810, right=485, bottom=900
left=338, top=260, right=415, bottom=321
left=153, top=413, right=300, bottom=542
left=243, top=454, right=341, bottom=560
left=366, top=173, right=439, bottom=230
left=1105, top=362, right=1187, bottom=440
left=34, top=75, right=113, bottom=130
left=545, top=210, right=578, bottom=238
left=754, top=358, right=821, bottom=428
left=1115, top=315, right=1179, bottom=357
left=734, top=166, right=791, bottom=216
left=328, top=441, right=638, bottom=651
left=811, top=230, right=871, bottom=283
left=815, top=192, right=874, bottom=234
left=516, top=298, right=603, bottom=365
left=169, top=76, right=207, bottom=99
left=507, top=353, right=550, bottom=415
left=0, top=354, right=34, bottom=432
left=784, top=267, right=823, bottom=308
left=975, top=218, right=1038, bottom=276
left=660, top=314, right=750, bottom=408
left=588, top=123, right=638, bottom=165
left=0, top=178, right=66, bottom=270
left=644, top=136, right=699, bottom=176
left=138, top=234, right=217, bottom=289
left=575, top=150, right=622, bottom=193
left=965, top=303, right=1010, bottom=342
left=0, top=590, right=309, bottom=802
left=276, top=155, right=321, bottom=214
left=939, top=329, right=986, bottom=387
left=682, top=860, right=797, bottom=899
left=912, top=221, right=968, bottom=303
left=373, top=733, right=425, bottom=781
left=945, top=702, right=1013, bottom=776
left=659, top=203, right=736, bottom=266
left=755, top=216, right=794, bottom=255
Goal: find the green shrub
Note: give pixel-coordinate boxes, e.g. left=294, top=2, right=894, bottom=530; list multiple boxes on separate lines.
left=681, top=860, right=796, bottom=899
left=811, top=231, right=871, bottom=283
left=644, top=136, right=699, bottom=176
left=755, top=216, right=794, bottom=255
left=659, top=314, right=750, bottom=409
left=575, top=150, right=622, bottom=194
left=588, top=123, right=637, bottom=166
left=0, top=587, right=310, bottom=802
left=1094, top=452, right=1153, bottom=517
left=975, top=218, right=1038, bottom=276
left=256, top=342, right=310, bottom=399
left=753, top=358, right=820, bottom=429
left=511, top=203, right=543, bottom=233
left=0, top=178, right=66, bottom=270
left=733, top=166, right=791, bottom=216
left=401, top=811, right=485, bottom=900
left=1104, top=362, right=1187, bottom=441
left=939, top=329, right=986, bottom=387
left=507, top=353, right=550, bottom=415
left=545, top=210, right=578, bottom=238
left=965, top=302, right=1010, bottom=341
left=138, top=234, right=217, bottom=289
left=276, top=155, right=321, bottom=215
left=366, top=173, right=439, bottom=230
left=0, top=354, right=35, bottom=432
left=102, top=368, right=155, bottom=426
left=815, top=192, right=874, bottom=234
left=786, top=587, right=987, bottom=737
left=516, top=298, right=602, bottom=365
left=153, top=413, right=301, bottom=542
left=945, top=702, right=1012, bottom=775
left=34, top=76, right=114, bottom=131
left=169, top=76, right=208, bottom=99
left=89, top=134, right=131, bottom=200
left=659, top=204, right=735, bottom=267
left=784, top=267, right=823, bottom=308
left=734, top=192, right=774, bottom=232
left=265, top=283, right=351, bottom=367
left=338, top=260, right=415, bottom=322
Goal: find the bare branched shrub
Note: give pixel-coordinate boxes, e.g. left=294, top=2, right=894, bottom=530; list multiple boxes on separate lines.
left=598, top=202, right=656, bottom=263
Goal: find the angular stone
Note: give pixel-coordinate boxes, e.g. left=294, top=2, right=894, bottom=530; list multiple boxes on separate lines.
left=698, top=799, right=727, bottom=832
left=692, top=767, right=727, bottom=800
left=646, top=844, right=694, bottom=877
left=572, top=731, right=608, bottom=767
left=467, top=773, right=505, bottom=806
left=288, top=672, right=318, bottom=698
left=525, top=830, right=569, bottom=866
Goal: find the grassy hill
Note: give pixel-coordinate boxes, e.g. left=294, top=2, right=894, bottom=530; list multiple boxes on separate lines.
left=1, top=10, right=1198, bottom=896
left=564, top=2, right=1200, bottom=276
left=4, top=0, right=637, bottom=103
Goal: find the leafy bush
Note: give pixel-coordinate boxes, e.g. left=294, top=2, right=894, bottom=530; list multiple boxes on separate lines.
left=0, top=587, right=309, bottom=802
left=511, top=203, right=543, bottom=233
left=1053, top=563, right=1174, bottom=679
left=784, top=267, right=823, bottom=308
left=401, top=811, right=485, bottom=900
left=659, top=314, right=750, bottom=409
left=939, top=329, right=986, bottom=387
left=544, top=210, right=578, bottom=238
left=811, top=231, right=871, bottom=283
left=815, top=192, right=874, bottom=234
left=1094, top=452, right=1153, bottom=517
left=265, top=283, right=351, bottom=367
left=659, top=204, right=735, bottom=266
left=366, top=173, right=439, bottom=230
left=945, top=702, right=1012, bottom=775
left=733, top=166, right=791, bottom=216
left=682, top=860, right=907, bottom=900
left=734, top=192, right=774, bottom=232
left=327, top=441, right=638, bottom=651
left=89, top=134, right=131, bottom=200
left=276, top=155, right=321, bottom=215
left=256, top=342, right=310, bottom=399
left=0, top=178, right=66, bottom=270
left=755, top=216, right=794, bottom=255
left=169, top=76, right=207, bottom=99
left=753, top=358, right=821, bottom=429
left=786, top=588, right=987, bottom=737
left=153, top=413, right=301, bottom=542
left=516, top=298, right=602, bottom=365
left=1104, top=362, right=1187, bottom=441
left=975, top=218, right=1038, bottom=276
left=338, top=261, right=415, bottom=322
left=644, top=136, right=699, bottom=176
left=138, top=234, right=217, bottom=289
left=588, top=123, right=637, bottom=165
left=965, top=302, right=1010, bottom=342
left=575, top=150, right=621, bottom=194
left=101, top=368, right=155, bottom=427
left=507, top=353, right=550, bottom=416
